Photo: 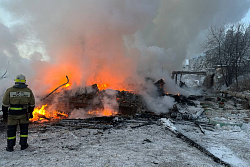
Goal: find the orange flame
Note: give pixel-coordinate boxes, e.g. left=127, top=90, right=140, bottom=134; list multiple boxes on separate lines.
left=65, top=83, right=70, bottom=88
left=95, top=83, right=132, bottom=92
left=88, top=109, right=117, bottom=116
left=97, top=84, right=109, bottom=91
left=30, top=104, right=68, bottom=122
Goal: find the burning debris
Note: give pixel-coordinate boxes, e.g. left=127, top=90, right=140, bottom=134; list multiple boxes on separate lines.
left=30, top=77, right=201, bottom=124
left=41, top=76, right=70, bottom=101
left=31, top=80, right=148, bottom=123
left=30, top=104, right=68, bottom=123
left=14, top=76, right=248, bottom=167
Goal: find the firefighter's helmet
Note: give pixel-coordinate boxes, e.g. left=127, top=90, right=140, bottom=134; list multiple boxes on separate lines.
left=14, top=74, right=26, bottom=83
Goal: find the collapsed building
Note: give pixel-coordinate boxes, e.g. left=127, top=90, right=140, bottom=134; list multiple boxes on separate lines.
left=30, top=75, right=199, bottom=125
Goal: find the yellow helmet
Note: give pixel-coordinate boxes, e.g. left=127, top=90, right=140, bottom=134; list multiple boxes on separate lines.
left=15, top=74, right=26, bottom=83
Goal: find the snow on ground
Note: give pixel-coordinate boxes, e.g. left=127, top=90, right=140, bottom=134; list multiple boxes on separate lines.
left=174, top=92, right=250, bottom=167
left=0, top=83, right=249, bottom=166
left=0, top=92, right=249, bottom=167
left=0, top=123, right=222, bottom=167
left=176, top=121, right=250, bottom=167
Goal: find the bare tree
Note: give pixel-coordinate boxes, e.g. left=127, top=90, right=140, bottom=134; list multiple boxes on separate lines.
left=204, top=25, right=229, bottom=86
left=204, top=23, right=250, bottom=89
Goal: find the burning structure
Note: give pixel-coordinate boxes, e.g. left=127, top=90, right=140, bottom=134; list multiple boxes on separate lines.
left=1, top=1, right=248, bottom=124
left=29, top=72, right=199, bottom=125
left=30, top=76, right=147, bottom=123
left=3, top=1, right=247, bottom=125
left=29, top=74, right=186, bottom=123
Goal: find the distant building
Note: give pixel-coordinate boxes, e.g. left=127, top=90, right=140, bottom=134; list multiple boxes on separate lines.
left=182, top=59, right=190, bottom=70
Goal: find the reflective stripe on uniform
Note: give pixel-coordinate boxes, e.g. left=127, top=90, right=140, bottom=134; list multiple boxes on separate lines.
left=10, top=91, right=30, bottom=97
left=7, top=136, right=16, bottom=140
left=9, top=107, right=23, bottom=110
left=20, top=135, right=28, bottom=138
left=15, top=79, right=26, bottom=83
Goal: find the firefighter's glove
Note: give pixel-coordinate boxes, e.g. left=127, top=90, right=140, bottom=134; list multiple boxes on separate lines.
left=2, top=105, right=8, bottom=122
left=29, top=107, right=35, bottom=119
left=3, top=113, right=8, bottom=119
left=29, top=112, right=33, bottom=119
left=3, top=114, right=8, bottom=122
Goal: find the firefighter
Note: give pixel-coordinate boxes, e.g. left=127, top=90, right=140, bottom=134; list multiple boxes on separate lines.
left=2, top=74, right=35, bottom=152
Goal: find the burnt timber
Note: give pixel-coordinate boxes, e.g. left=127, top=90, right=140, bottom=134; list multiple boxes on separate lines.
left=42, top=86, right=146, bottom=116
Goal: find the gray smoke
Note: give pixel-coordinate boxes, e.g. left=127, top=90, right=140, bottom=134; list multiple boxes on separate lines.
left=143, top=0, right=250, bottom=70
left=0, top=0, right=250, bottom=113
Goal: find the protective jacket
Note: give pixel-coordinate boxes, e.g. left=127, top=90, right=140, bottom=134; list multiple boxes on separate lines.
left=2, top=83, right=35, bottom=116
left=2, top=83, right=35, bottom=151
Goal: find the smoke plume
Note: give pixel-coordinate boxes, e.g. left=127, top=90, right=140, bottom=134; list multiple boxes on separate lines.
left=0, top=0, right=250, bottom=113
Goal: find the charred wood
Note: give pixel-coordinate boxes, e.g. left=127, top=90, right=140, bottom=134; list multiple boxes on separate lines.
left=167, top=94, right=196, bottom=106
left=41, top=76, right=69, bottom=101
left=194, top=121, right=205, bottom=134
left=130, top=121, right=154, bottom=129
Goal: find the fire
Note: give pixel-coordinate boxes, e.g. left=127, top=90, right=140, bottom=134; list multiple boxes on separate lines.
left=95, top=83, right=132, bottom=92
left=97, top=84, right=109, bottom=91
left=65, top=83, right=70, bottom=88
left=88, top=109, right=117, bottom=116
left=30, top=104, right=68, bottom=122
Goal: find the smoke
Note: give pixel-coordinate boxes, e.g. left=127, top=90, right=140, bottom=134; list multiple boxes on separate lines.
left=101, top=89, right=119, bottom=113
left=68, top=108, right=90, bottom=119
left=0, top=0, right=250, bottom=113
left=68, top=89, right=118, bottom=119
left=1, top=0, right=160, bottom=93
left=144, top=95, right=175, bottom=114
left=144, top=0, right=250, bottom=68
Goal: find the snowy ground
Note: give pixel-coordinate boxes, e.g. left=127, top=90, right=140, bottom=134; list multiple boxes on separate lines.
left=175, top=120, right=250, bottom=167
left=175, top=91, right=250, bottom=167
left=0, top=89, right=249, bottom=167
left=0, top=123, right=221, bottom=167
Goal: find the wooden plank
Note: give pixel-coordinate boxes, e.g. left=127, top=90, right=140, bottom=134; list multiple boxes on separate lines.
left=172, top=71, right=207, bottom=75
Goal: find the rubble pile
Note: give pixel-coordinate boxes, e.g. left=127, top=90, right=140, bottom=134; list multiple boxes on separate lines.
left=39, top=83, right=148, bottom=119
left=33, top=79, right=207, bottom=124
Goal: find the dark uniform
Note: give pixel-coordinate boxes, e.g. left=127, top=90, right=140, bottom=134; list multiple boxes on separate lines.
left=2, top=74, right=35, bottom=152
